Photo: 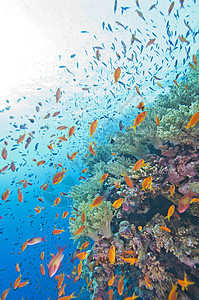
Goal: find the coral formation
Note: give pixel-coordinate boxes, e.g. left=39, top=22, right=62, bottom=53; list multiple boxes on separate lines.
left=69, top=200, right=114, bottom=241
left=68, top=58, right=199, bottom=299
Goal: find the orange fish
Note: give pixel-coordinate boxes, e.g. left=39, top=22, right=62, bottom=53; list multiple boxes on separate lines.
left=52, top=228, right=65, bottom=235
left=190, top=198, right=199, bottom=204
left=129, top=111, right=147, bottom=132
left=88, top=143, right=96, bottom=155
left=89, top=120, right=98, bottom=137
left=80, top=242, right=90, bottom=250
left=53, top=197, right=61, bottom=206
left=96, top=49, right=100, bottom=60
left=57, top=126, right=68, bottom=130
left=37, top=160, right=46, bottom=166
left=77, top=261, right=82, bottom=276
left=178, top=190, right=195, bottom=213
left=57, top=292, right=76, bottom=300
left=77, top=252, right=87, bottom=260
left=40, top=264, right=45, bottom=276
left=100, top=173, right=109, bottom=183
left=133, top=159, right=147, bottom=171
left=146, top=38, right=155, bottom=47
left=74, top=225, right=85, bottom=236
left=1, top=147, right=7, bottom=160
left=168, top=282, right=177, bottom=300
left=157, top=82, right=164, bottom=89
left=168, top=1, right=174, bottom=14
left=121, top=171, right=133, bottom=188
left=109, top=245, right=115, bottom=264
left=21, top=239, right=29, bottom=252
left=2, top=188, right=10, bottom=201
left=62, top=211, right=68, bottom=218
left=56, top=88, right=62, bottom=103
left=53, top=168, right=68, bottom=185
left=18, top=190, right=23, bottom=203
left=69, top=126, right=75, bottom=137
left=135, top=9, right=145, bottom=20
left=18, top=280, right=29, bottom=288
left=138, top=225, right=142, bottom=232
left=122, top=249, right=135, bottom=255
left=112, top=198, right=123, bottom=209
left=81, top=212, right=85, bottom=223
left=186, top=112, right=199, bottom=129
left=135, top=85, right=141, bottom=95
left=1, top=285, right=11, bottom=300
left=40, top=252, right=44, bottom=260
left=156, top=116, right=160, bottom=126
left=118, top=275, right=125, bottom=296
left=121, top=257, right=138, bottom=265
left=52, top=111, right=60, bottom=117
left=193, top=54, right=198, bottom=67
left=114, top=67, right=121, bottom=83
left=82, top=168, right=87, bottom=173
left=189, top=62, right=195, bottom=69
left=88, top=196, right=103, bottom=211
left=58, top=135, right=68, bottom=141
left=177, top=273, right=195, bottom=291
left=57, top=274, right=65, bottom=289
left=15, top=263, right=20, bottom=272
left=108, top=275, right=116, bottom=286
left=142, top=176, right=153, bottom=191
left=107, top=289, right=113, bottom=300
left=145, top=274, right=152, bottom=287
left=169, top=184, right=175, bottom=197
left=173, top=80, right=179, bottom=88
left=17, top=133, right=26, bottom=144
left=58, top=284, right=66, bottom=298
left=165, top=205, right=175, bottom=221
left=14, top=274, right=22, bottom=289
left=70, top=151, right=78, bottom=161
left=47, top=144, right=54, bottom=150
left=178, top=36, right=190, bottom=44
left=137, top=101, right=144, bottom=111
left=159, top=226, right=171, bottom=233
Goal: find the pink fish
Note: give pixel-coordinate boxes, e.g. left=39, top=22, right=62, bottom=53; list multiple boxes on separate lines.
left=47, top=244, right=67, bottom=277
left=26, top=236, right=47, bottom=245
left=178, top=190, right=195, bottom=213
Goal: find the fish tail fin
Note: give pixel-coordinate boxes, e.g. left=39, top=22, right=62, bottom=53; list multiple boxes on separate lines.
left=133, top=125, right=136, bottom=132
left=42, top=236, right=47, bottom=242
left=57, top=244, right=67, bottom=253
left=71, top=291, right=76, bottom=298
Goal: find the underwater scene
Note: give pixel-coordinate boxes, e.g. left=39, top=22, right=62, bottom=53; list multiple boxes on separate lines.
left=0, top=0, right=199, bottom=299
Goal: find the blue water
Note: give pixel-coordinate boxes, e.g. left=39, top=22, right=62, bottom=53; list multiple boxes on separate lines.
left=0, top=0, right=199, bottom=299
